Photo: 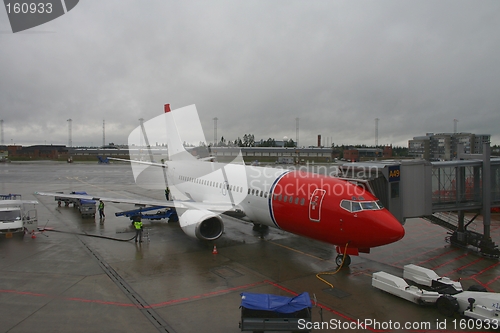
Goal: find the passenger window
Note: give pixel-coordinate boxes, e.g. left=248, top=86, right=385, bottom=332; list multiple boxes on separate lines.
left=278, top=195, right=282, bottom=201
left=352, top=202, right=361, bottom=212
left=340, top=200, right=351, bottom=211
left=300, top=198, right=305, bottom=205
left=264, top=192, right=268, bottom=198
left=289, top=196, right=293, bottom=203
left=284, top=195, right=288, bottom=202
left=260, top=191, right=263, bottom=197
left=295, top=197, right=299, bottom=205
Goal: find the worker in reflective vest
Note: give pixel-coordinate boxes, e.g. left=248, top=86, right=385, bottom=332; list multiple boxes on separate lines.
left=98, top=200, right=105, bottom=219
left=133, top=216, right=143, bottom=243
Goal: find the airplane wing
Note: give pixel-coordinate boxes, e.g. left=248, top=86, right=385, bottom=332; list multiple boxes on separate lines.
left=33, top=191, right=237, bottom=213
left=107, top=157, right=165, bottom=167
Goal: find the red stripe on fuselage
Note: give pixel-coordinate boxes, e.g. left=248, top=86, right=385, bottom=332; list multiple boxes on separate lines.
left=270, top=171, right=404, bottom=249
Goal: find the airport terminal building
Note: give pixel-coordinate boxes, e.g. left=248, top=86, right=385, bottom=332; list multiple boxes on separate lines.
left=408, top=133, right=491, bottom=161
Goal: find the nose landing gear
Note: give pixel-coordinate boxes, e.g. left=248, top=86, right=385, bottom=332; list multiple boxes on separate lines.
left=335, top=254, right=351, bottom=267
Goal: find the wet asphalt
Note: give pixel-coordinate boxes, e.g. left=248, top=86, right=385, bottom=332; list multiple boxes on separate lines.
left=1, top=162, right=499, bottom=333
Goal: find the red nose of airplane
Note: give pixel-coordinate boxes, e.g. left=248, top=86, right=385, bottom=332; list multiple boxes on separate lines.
left=378, top=210, right=405, bottom=245
left=363, top=210, right=405, bottom=248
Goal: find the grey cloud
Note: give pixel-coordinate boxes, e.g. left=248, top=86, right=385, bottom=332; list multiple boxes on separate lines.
left=1, top=0, right=499, bottom=147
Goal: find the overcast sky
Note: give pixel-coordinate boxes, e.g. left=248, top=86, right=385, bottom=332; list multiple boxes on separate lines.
left=1, top=0, right=499, bottom=148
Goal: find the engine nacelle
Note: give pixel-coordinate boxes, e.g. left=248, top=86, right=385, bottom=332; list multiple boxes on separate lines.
left=179, top=209, right=224, bottom=241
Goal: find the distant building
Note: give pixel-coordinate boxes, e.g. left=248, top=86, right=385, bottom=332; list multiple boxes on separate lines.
left=342, top=147, right=384, bottom=162
left=210, top=147, right=338, bottom=163
left=408, top=133, right=490, bottom=161
left=408, top=135, right=431, bottom=160
left=7, top=145, right=69, bottom=159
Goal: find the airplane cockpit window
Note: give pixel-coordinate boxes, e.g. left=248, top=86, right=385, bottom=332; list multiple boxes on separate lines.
left=340, top=200, right=382, bottom=212
left=340, top=200, right=351, bottom=211
left=352, top=202, right=362, bottom=212
left=361, top=202, right=378, bottom=210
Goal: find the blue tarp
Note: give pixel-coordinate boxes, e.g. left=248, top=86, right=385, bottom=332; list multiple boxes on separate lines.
left=80, top=199, right=96, bottom=205
left=240, top=292, right=311, bottom=314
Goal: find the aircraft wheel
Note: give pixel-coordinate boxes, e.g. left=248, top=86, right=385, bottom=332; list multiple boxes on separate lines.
left=436, top=295, right=459, bottom=317
left=252, top=224, right=268, bottom=231
left=335, top=254, right=351, bottom=267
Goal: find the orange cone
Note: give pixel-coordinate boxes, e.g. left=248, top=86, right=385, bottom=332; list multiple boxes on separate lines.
left=212, top=244, right=218, bottom=254
left=31, top=231, right=36, bottom=239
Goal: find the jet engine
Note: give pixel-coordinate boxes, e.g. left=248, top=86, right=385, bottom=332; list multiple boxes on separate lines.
left=179, top=209, right=224, bottom=241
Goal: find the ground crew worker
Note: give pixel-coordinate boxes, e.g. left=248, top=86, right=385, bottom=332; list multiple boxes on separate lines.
left=98, top=200, right=105, bottom=219
left=133, top=216, right=143, bottom=243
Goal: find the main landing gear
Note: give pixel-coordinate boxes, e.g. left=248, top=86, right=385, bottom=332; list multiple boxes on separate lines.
left=335, top=254, right=351, bottom=267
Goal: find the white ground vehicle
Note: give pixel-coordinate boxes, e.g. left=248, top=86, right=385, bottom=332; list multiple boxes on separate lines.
left=0, top=195, right=38, bottom=237
left=372, top=264, right=500, bottom=322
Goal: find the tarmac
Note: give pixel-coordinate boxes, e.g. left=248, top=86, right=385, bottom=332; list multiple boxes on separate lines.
left=1, top=161, right=499, bottom=333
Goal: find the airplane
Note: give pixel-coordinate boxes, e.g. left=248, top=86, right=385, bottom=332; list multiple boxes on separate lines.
left=36, top=104, right=405, bottom=266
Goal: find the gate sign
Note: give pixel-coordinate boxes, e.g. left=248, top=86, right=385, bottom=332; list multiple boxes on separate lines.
left=388, top=165, right=400, bottom=182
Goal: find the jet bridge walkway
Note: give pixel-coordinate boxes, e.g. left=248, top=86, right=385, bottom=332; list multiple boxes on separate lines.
left=339, top=143, right=500, bottom=258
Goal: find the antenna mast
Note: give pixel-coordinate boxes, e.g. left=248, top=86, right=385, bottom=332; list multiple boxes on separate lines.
left=67, top=119, right=72, bottom=147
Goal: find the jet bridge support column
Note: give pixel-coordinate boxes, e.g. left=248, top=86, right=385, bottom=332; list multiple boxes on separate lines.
left=480, top=142, right=494, bottom=256
left=453, top=142, right=499, bottom=257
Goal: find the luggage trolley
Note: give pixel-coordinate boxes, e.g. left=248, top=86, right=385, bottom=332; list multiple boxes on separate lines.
left=239, top=292, right=312, bottom=332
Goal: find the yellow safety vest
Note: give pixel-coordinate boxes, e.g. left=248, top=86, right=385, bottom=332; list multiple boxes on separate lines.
left=134, top=221, right=142, bottom=230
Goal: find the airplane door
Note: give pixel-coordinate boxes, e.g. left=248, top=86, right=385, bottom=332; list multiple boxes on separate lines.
left=309, top=189, right=326, bottom=222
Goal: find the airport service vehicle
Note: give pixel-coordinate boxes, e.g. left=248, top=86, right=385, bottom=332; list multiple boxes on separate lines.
left=36, top=104, right=405, bottom=265
left=0, top=194, right=38, bottom=237
left=372, top=264, right=500, bottom=322
left=55, top=191, right=96, bottom=217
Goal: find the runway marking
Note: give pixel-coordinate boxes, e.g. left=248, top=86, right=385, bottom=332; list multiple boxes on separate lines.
left=416, top=248, right=460, bottom=266
left=392, top=246, right=456, bottom=266
left=145, top=280, right=267, bottom=309
left=443, top=257, right=483, bottom=277
left=429, top=253, right=469, bottom=270
left=265, top=239, right=336, bottom=265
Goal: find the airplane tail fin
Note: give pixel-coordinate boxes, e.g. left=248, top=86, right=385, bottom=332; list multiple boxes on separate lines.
left=164, top=104, right=191, bottom=161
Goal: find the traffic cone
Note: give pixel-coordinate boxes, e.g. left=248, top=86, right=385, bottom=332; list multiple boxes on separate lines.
left=31, top=231, right=36, bottom=239
left=212, top=244, right=218, bottom=254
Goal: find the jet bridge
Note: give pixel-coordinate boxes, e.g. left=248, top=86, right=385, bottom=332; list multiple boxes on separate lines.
left=339, top=143, right=500, bottom=258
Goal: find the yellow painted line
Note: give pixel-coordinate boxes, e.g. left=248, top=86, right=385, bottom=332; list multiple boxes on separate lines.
left=266, top=239, right=336, bottom=265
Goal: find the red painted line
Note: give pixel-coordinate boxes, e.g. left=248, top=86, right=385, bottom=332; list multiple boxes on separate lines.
left=469, top=261, right=500, bottom=279
left=430, top=253, right=468, bottom=270
left=485, top=274, right=500, bottom=286
left=443, top=257, right=483, bottom=277
left=416, top=248, right=459, bottom=266
left=459, top=276, right=494, bottom=292
left=146, top=280, right=266, bottom=309
left=392, top=246, right=451, bottom=265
